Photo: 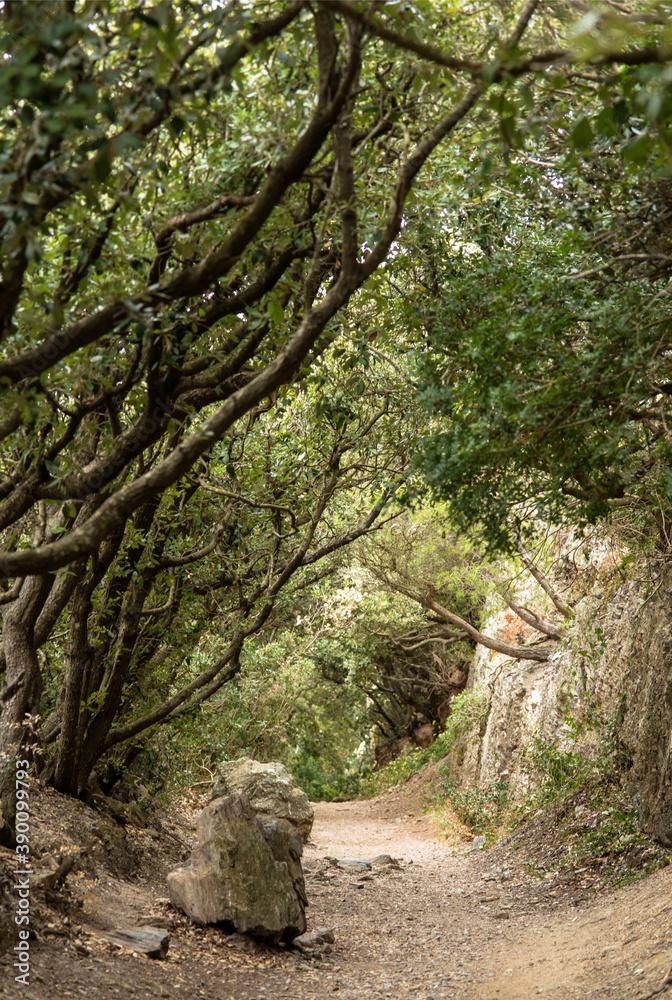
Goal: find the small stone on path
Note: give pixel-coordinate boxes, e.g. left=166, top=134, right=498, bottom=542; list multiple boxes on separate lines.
left=104, top=926, right=170, bottom=959
left=335, top=858, right=372, bottom=871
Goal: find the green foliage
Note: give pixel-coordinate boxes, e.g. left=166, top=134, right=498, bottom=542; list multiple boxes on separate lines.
left=415, top=232, right=672, bottom=551
left=567, top=800, right=650, bottom=879
left=438, top=777, right=509, bottom=835
left=132, top=590, right=375, bottom=798
left=359, top=744, right=429, bottom=798
left=521, top=733, right=592, bottom=808
left=425, top=710, right=671, bottom=883
left=291, top=754, right=364, bottom=803
left=350, top=512, right=494, bottom=742
left=440, top=684, right=489, bottom=757
left=359, top=685, right=488, bottom=797
left=511, top=717, right=671, bottom=886
left=359, top=507, right=492, bottom=608
left=521, top=764, right=672, bottom=888
left=4, top=0, right=672, bottom=821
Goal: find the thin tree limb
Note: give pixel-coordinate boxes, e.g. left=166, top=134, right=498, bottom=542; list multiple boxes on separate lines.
left=503, top=596, right=563, bottom=640
left=424, top=595, right=551, bottom=662
left=516, top=545, right=574, bottom=618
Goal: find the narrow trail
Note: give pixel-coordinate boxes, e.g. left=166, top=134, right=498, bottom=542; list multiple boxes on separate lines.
left=5, top=787, right=672, bottom=1000
left=293, top=799, right=672, bottom=1000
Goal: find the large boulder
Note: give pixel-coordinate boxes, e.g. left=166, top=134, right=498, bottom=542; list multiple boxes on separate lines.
left=167, top=793, right=306, bottom=942
left=210, top=758, right=314, bottom=843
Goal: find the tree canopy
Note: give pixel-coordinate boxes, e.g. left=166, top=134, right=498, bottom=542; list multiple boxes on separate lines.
left=2, top=0, right=672, bottom=842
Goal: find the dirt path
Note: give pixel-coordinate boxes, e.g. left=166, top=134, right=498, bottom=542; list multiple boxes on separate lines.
left=2, top=788, right=672, bottom=1000
left=300, top=800, right=672, bottom=1000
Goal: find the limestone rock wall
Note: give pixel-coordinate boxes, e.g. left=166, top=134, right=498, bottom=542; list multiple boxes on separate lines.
left=452, top=554, right=672, bottom=845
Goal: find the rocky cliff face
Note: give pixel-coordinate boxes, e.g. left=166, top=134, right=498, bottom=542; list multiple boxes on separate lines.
left=451, top=548, right=672, bottom=846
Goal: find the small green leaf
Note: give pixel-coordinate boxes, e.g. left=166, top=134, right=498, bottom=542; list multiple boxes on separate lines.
left=267, top=300, right=284, bottom=325
left=570, top=116, right=594, bottom=149
left=623, top=133, right=652, bottom=164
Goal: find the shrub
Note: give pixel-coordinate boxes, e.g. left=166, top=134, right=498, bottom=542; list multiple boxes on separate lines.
left=359, top=685, right=488, bottom=797
left=438, top=776, right=509, bottom=834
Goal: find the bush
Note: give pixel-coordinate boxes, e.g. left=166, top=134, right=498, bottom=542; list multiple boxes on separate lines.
left=521, top=733, right=592, bottom=808
left=359, top=685, right=488, bottom=797
left=438, top=776, right=509, bottom=834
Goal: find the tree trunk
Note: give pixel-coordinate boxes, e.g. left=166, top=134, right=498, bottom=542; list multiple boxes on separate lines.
left=51, top=503, right=158, bottom=795
left=52, top=586, right=94, bottom=795
left=0, top=575, right=52, bottom=845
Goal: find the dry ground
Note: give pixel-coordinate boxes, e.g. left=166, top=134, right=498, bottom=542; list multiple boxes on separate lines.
left=1, top=778, right=671, bottom=1000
